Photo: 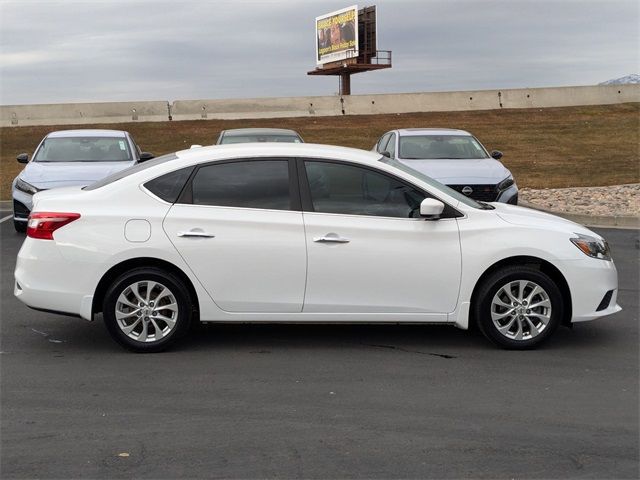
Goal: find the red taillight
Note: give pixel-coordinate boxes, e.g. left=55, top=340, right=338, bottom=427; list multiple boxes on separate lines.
left=26, top=212, right=81, bottom=240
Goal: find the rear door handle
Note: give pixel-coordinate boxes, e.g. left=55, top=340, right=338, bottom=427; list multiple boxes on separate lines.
left=177, top=231, right=215, bottom=238
left=313, top=233, right=350, bottom=244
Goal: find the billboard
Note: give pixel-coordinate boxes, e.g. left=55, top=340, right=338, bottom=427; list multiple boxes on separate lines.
left=315, top=5, right=359, bottom=65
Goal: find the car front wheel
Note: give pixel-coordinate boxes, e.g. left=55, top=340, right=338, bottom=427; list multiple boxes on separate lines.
left=14, top=219, right=26, bottom=233
left=103, top=267, right=192, bottom=352
left=474, top=265, right=564, bottom=349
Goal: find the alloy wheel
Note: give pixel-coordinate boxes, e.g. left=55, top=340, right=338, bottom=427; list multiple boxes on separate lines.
left=490, top=280, right=552, bottom=341
left=115, top=280, right=178, bottom=343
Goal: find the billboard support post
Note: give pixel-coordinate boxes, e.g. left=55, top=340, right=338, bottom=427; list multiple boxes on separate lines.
left=308, top=5, right=391, bottom=97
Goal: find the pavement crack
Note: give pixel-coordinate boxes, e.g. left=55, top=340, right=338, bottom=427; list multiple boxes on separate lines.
left=360, top=343, right=457, bottom=359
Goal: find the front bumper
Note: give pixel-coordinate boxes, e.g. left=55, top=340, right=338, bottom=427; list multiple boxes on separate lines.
left=557, top=256, right=622, bottom=322
left=12, top=189, right=34, bottom=223
left=496, top=184, right=519, bottom=204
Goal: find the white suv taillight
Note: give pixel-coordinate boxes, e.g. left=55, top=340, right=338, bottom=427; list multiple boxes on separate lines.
left=27, top=212, right=81, bottom=240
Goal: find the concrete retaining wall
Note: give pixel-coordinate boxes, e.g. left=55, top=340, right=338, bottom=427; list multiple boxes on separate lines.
left=1, top=101, right=169, bottom=127
left=2, top=85, right=638, bottom=127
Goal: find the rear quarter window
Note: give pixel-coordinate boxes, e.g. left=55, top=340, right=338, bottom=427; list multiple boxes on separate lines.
left=144, top=167, right=194, bottom=203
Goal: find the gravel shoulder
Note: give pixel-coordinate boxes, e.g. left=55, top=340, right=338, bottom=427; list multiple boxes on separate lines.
left=520, top=184, right=640, bottom=218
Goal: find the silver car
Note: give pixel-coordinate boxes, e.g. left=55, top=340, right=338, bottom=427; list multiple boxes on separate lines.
left=216, top=128, right=304, bottom=144
left=374, top=128, right=518, bottom=204
left=12, top=129, right=153, bottom=232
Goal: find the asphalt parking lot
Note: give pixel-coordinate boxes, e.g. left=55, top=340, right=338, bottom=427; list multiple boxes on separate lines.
left=1, top=215, right=638, bottom=479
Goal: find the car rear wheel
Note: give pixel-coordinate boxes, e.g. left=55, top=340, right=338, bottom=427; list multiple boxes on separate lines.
left=103, top=267, right=192, bottom=352
left=474, top=265, right=563, bottom=349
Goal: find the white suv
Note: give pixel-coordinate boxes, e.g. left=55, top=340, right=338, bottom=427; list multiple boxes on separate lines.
left=374, top=128, right=518, bottom=204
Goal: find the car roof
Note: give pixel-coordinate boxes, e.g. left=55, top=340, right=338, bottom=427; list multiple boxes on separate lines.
left=396, top=128, right=471, bottom=136
left=175, top=143, right=380, bottom=164
left=221, top=128, right=301, bottom=137
left=46, top=129, right=127, bottom=138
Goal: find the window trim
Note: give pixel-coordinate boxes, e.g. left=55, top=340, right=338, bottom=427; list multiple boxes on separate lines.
left=176, top=157, right=302, bottom=212
left=296, top=157, right=463, bottom=220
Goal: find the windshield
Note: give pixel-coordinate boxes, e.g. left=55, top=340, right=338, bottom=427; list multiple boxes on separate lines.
left=220, top=135, right=302, bottom=144
left=379, top=156, right=485, bottom=209
left=399, top=135, right=489, bottom=160
left=83, top=153, right=178, bottom=190
left=34, top=137, right=133, bottom=162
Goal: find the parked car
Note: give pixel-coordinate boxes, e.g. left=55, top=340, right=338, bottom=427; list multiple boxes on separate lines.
left=373, top=128, right=518, bottom=204
left=15, top=144, right=619, bottom=352
left=216, top=128, right=304, bottom=144
left=12, top=129, right=153, bottom=232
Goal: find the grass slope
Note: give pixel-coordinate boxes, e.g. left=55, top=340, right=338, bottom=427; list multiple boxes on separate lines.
left=1, top=103, right=638, bottom=200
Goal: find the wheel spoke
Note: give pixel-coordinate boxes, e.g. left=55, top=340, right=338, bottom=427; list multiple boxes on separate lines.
left=501, top=285, right=519, bottom=304
left=153, top=313, right=176, bottom=327
left=527, top=311, right=551, bottom=323
left=150, top=319, right=164, bottom=339
left=118, top=296, right=139, bottom=309
left=491, top=309, right=515, bottom=321
left=121, top=317, right=142, bottom=335
left=517, top=280, right=528, bottom=301
left=493, top=297, right=513, bottom=309
left=497, top=317, right=517, bottom=334
left=138, top=320, right=149, bottom=342
left=513, top=318, right=524, bottom=340
left=130, top=283, right=146, bottom=305
left=116, top=308, right=140, bottom=320
left=525, top=285, right=543, bottom=303
left=158, top=302, right=178, bottom=312
left=145, top=281, right=157, bottom=303
left=529, top=299, right=551, bottom=309
left=525, top=317, right=541, bottom=337
left=154, top=287, right=171, bottom=303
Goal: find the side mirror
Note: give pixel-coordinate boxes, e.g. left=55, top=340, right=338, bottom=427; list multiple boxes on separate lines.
left=490, top=150, right=503, bottom=160
left=17, top=153, right=29, bottom=164
left=139, top=152, right=154, bottom=162
left=420, top=198, right=445, bottom=220
left=381, top=150, right=391, bottom=158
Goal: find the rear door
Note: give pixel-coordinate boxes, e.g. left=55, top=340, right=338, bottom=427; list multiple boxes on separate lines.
left=163, top=158, right=307, bottom=313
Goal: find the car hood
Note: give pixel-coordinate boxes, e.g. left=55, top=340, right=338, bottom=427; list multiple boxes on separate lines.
left=491, top=202, right=597, bottom=237
left=19, top=161, right=135, bottom=189
left=397, top=158, right=511, bottom=184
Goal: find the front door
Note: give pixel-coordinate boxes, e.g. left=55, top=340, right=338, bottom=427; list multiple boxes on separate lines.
left=163, top=158, right=306, bottom=313
left=300, top=159, right=462, bottom=314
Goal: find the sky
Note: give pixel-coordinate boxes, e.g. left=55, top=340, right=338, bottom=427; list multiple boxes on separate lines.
left=0, top=0, right=638, bottom=105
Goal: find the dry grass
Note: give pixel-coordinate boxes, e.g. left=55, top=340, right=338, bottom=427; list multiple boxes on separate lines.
left=1, top=103, right=638, bottom=200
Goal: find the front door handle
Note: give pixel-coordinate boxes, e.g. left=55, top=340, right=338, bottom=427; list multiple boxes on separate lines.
left=177, top=230, right=215, bottom=238
left=313, top=233, right=350, bottom=244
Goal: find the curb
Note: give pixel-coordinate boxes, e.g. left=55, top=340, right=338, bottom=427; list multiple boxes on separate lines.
left=519, top=200, right=640, bottom=229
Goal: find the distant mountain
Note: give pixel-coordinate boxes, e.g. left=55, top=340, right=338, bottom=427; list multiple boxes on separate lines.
left=599, top=74, right=640, bottom=85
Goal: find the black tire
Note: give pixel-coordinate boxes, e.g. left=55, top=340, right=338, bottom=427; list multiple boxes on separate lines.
left=474, top=265, right=563, bottom=349
left=14, top=219, right=26, bottom=233
left=103, top=267, right=192, bottom=353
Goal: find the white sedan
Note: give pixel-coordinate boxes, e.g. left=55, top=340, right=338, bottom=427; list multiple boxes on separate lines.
left=14, top=144, right=620, bottom=352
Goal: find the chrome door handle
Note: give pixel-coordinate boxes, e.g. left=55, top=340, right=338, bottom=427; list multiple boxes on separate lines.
left=177, top=231, right=215, bottom=238
left=313, top=234, right=350, bottom=244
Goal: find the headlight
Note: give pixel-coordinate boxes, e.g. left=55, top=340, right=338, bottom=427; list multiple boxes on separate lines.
left=497, top=176, right=515, bottom=191
left=15, top=178, right=40, bottom=195
left=570, top=234, right=611, bottom=260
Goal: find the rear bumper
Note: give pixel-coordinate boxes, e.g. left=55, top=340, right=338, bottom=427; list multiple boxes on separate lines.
left=14, top=238, right=96, bottom=320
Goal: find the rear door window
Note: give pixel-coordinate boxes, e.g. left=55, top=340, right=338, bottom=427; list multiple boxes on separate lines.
left=189, top=159, right=292, bottom=210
